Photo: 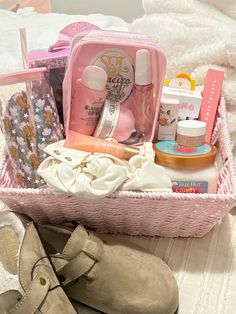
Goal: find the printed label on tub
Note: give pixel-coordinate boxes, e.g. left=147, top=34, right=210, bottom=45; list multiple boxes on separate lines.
left=172, top=181, right=208, bottom=193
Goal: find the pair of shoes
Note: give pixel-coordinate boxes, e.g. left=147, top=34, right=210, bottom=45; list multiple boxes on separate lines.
left=0, top=211, right=179, bottom=314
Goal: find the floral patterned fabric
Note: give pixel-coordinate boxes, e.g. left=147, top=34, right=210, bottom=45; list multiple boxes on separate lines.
left=0, top=78, right=63, bottom=188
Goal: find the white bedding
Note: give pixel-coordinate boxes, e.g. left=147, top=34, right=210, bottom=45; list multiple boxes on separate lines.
left=131, top=0, right=236, bottom=155
left=0, top=8, right=129, bottom=72
left=0, top=6, right=236, bottom=314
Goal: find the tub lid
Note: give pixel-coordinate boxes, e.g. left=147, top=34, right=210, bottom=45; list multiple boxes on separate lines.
left=154, top=140, right=217, bottom=169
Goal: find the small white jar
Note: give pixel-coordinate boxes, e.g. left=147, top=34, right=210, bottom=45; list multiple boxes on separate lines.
left=154, top=141, right=218, bottom=193
left=177, top=120, right=206, bottom=147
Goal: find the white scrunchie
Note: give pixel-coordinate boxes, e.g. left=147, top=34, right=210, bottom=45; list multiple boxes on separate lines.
left=37, top=141, right=172, bottom=198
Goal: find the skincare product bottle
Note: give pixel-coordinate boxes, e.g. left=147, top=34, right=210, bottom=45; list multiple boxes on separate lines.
left=176, top=120, right=206, bottom=147
left=64, top=130, right=140, bottom=160
left=69, top=65, right=108, bottom=135
left=153, top=140, right=218, bottom=193
left=158, top=97, right=180, bottom=141
left=133, top=49, right=154, bottom=135
left=93, top=99, right=135, bottom=142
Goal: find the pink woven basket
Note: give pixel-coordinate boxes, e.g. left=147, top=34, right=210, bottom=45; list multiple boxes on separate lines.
left=0, top=98, right=235, bottom=238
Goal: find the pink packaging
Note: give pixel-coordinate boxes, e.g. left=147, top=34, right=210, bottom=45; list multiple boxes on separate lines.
left=63, top=30, right=167, bottom=144
left=29, top=47, right=68, bottom=125
left=28, top=48, right=69, bottom=74
left=70, top=75, right=107, bottom=135
left=199, top=69, right=224, bottom=143
left=28, top=22, right=101, bottom=125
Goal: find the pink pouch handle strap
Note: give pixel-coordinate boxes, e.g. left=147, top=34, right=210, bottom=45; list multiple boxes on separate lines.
left=48, top=21, right=100, bottom=52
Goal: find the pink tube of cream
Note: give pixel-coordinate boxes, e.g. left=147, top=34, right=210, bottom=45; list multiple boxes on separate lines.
left=69, top=65, right=108, bottom=135
left=64, top=131, right=140, bottom=160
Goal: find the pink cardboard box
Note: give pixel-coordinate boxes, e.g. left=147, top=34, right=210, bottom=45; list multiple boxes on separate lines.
left=28, top=21, right=101, bottom=126
left=199, top=69, right=224, bottom=143
left=29, top=48, right=69, bottom=125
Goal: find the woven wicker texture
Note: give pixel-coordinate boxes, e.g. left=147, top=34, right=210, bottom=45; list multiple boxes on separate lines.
left=0, top=98, right=235, bottom=237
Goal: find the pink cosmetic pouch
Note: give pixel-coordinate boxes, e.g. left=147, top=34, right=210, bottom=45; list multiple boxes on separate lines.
left=63, top=30, right=167, bottom=144
left=28, top=22, right=100, bottom=125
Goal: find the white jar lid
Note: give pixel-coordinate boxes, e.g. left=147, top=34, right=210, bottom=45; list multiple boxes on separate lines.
left=177, top=120, right=206, bottom=137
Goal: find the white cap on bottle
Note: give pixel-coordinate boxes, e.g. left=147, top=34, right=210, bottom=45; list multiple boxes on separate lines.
left=81, top=65, right=108, bottom=91
left=135, top=49, right=152, bottom=86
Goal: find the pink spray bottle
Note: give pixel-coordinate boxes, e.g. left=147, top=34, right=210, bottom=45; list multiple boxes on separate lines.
left=69, top=65, right=108, bottom=135
left=133, top=49, right=154, bottom=136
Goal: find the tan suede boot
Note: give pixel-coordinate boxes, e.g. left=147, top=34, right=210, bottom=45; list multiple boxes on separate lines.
left=0, top=211, right=101, bottom=314
left=39, top=224, right=179, bottom=314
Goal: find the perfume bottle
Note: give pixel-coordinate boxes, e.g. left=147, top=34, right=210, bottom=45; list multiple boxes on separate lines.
left=69, top=65, right=108, bottom=135
left=133, top=49, right=154, bottom=136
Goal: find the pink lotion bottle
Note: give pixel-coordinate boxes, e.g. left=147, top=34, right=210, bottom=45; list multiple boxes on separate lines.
left=133, top=49, right=154, bottom=136
left=69, top=65, right=108, bottom=135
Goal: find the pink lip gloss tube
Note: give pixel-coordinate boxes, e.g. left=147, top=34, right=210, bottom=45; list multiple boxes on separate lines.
left=69, top=65, right=108, bottom=135
left=64, top=130, right=140, bottom=160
